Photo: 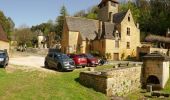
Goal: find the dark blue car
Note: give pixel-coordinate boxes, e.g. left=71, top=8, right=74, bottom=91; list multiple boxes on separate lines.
left=0, top=50, right=9, bottom=68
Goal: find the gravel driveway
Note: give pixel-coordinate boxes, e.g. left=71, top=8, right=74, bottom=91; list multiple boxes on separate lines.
left=9, top=56, right=45, bottom=68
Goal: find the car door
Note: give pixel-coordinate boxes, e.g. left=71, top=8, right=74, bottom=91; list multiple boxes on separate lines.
left=53, top=54, right=59, bottom=69
left=47, top=53, right=55, bottom=68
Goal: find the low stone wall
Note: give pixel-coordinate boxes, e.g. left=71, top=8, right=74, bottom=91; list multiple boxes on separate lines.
left=80, top=65, right=142, bottom=96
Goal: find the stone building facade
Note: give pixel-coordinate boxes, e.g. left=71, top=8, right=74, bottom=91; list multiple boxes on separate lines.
left=143, top=53, right=170, bottom=89
left=0, top=24, right=9, bottom=52
left=61, top=0, right=140, bottom=60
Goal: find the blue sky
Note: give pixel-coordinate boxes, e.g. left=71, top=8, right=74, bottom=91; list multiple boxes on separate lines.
left=0, top=0, right=101, bottom=28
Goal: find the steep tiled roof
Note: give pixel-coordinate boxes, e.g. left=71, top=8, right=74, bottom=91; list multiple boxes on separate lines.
left=65, top=16, right=99, bottom=40
left=143, top=52, right=170, bottom=61
left=100, top=22, right=115, bottom=39
left=113, top=11, right=127, bottom=24
left=145, top=34, right=170, bottom=43
left=0, top=24, right=8, bottom=42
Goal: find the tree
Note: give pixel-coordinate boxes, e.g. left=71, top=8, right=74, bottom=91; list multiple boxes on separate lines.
left=74, top=10, right=86, bottom=17
left=55, top=5, right=68, bottom=38
left=119, top=1, right=140, bottom=23
left=31, top=20, right=55, bottom=36
left=15, top=25, right=35, bottom=48
left=74, top=5, right=99, bottom=20
left=0, top=10, right=14, bottom=38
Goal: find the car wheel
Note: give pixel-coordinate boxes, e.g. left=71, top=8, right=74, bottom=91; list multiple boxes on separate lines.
left=57, top=63, right=63, bottom=72
left=3, top=65, right=6, bottom=68
left=82, top=66, right=85, bottom=68
left=45, top=62, right=49, bottom=68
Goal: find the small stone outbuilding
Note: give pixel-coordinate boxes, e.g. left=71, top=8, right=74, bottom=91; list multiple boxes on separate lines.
left=142, top=52, right=170, bottom=89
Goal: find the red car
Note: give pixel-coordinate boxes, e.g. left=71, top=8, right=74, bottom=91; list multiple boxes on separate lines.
left=81, top=54, right=98, bottom=67
left=68, top=54, right=87, bottom=68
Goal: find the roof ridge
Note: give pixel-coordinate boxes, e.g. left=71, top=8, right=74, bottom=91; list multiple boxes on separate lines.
left=65, top=16, right=99, bottom=21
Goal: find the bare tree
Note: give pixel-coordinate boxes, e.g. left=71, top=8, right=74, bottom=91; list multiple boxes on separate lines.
left=14, top=25, right=35, bottom=51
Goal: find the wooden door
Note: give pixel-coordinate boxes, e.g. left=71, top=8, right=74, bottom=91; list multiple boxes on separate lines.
left=114, top=53, right=119, bottom=61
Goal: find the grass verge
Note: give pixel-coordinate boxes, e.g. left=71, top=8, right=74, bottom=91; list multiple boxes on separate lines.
left=0, top=65, right=113, bottom=100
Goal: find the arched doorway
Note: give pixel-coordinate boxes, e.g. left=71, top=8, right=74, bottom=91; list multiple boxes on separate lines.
left=147, top=75, right=160, bottom=84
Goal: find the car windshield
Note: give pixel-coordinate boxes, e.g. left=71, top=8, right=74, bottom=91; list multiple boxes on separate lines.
left=0, top=53, right=5, bottom=58
left=85, top=54, right=94, bottom=58
left=57, top=54, right=70, bottom=59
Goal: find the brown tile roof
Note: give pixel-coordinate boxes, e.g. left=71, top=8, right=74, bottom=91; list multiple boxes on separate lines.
left=143, top=52, right=170, bottom=61
left=113, top=11, right=127, bottom=24
left=0, top=24, right=8, bottom=42
left=145, top=34, right=170, bottom=43
left=65, top=16, right=99, bottom=40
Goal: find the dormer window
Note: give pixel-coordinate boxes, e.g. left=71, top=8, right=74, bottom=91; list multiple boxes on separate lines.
left=115, top=30, right=119, bottom=38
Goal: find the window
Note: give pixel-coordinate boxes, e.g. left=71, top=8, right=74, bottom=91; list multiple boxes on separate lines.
left=115, top=40, right=119, bottom=48
left=127, top=42, right=130, bottom=49
left=128, top=16, right=130, bottom=21
left=127, top=27, right=130, bottom=36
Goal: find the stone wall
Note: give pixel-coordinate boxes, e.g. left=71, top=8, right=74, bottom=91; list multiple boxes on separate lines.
left=0, top=41, right=9, bottom=52
left=80, top=65, right=142, bottom=96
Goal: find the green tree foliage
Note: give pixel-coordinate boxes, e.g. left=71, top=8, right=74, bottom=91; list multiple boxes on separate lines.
left=119, top=1, right=140, bottom=23
left=55, top=5, right=68, bottom=38
left=31, top=20, right=55, bottom=36
left=15, top=25, right=36, bottom=47
left=0, top=10, right=14, bottom=38
left=74, top=6, right=99, bottom=20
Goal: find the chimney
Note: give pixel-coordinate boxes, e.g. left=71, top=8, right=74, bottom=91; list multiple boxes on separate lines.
left=136, top=23, right=139, bottom=29
left=98, top=20, right=103, bottom=39
left=109, top=12, right=113, bottom=23
left=166, top=28, right=170, bottom=37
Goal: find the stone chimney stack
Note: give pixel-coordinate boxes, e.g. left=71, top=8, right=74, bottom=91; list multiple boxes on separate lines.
left=166, top=28, right=170, bottom=37
left=136, top=23, right=139, bottom=29
left=98, top=20, right=103, bottom=39
left=109, top=12, right=113, bottom=23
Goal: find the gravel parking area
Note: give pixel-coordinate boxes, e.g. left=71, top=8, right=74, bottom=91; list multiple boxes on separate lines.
left=9, top=56, right=45, bottom=68
left=8, top=56, right=55, bottom=72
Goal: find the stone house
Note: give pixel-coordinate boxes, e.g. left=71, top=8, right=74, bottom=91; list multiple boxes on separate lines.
left=0, top=24, right=9, bottom=52
left=61, top=0, right=140, bottom=60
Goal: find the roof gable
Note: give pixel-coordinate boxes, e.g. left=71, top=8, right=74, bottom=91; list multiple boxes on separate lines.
left=65, top=16, right=99, bottom=40
left=0, top=25, right=8, bottom=42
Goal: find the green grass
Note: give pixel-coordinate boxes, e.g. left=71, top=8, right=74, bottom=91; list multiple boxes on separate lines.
left=0, top=65, right=113, bottom=100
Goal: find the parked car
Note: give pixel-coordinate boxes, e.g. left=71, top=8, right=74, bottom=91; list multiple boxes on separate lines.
left=44, top=52, right=75, bottom=71
left=0, top=50, right=9, bottom=68
left=81, top=54, right=98, bottom=67
left=67, top=54, right=87, bottom=68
